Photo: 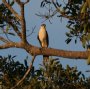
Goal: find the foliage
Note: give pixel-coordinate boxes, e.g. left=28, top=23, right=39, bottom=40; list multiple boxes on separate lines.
left=27, top=58, right=88, bottom=89
left=0, top=55, right=31, bottom=89
left=40, top=0, right=90, bottom=48
left=0, top=55, right=90, bottom=89
left=0, top=1, right=20, bottom=37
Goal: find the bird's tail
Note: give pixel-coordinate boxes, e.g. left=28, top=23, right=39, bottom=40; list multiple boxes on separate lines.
left=43, top=55, right=49, bottom=65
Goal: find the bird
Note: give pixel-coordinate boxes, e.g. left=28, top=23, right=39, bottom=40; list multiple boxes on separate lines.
left=37, top=24, right=49, bottom=65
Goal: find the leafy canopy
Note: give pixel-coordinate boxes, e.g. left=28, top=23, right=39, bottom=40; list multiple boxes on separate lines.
left=40, top=0, right=90, bottom=48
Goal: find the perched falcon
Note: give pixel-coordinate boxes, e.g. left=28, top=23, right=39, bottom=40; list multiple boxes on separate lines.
left=37, top=24, right=49, bottom=64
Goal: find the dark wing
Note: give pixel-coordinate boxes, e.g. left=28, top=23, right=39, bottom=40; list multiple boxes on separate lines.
left=46, top=30, right=49, bottom=47
left=37, top=34, right=42, bottom=47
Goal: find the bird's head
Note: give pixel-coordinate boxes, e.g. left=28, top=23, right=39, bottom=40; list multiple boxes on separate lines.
left=41, top=24, right=46, bottom=28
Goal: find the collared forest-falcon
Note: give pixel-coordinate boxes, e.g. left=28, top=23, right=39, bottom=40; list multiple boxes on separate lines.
left=37, top=24, right=49, bottom=64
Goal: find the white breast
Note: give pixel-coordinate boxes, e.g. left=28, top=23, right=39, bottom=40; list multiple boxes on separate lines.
left=38, top=26, right=47, bottom=47
left=38, top=27, right=46, bottom=42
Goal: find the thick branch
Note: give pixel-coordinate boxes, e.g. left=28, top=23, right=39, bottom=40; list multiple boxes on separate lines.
left=0, top=41, right=89, bottom=60
left=2, top=0, right=22, bottom=21
left=24, top=44, right=89, bottom=59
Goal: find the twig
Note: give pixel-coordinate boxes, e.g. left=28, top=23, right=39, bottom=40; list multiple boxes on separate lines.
left=27, top=26, right=36, bottom=37
left=86, top=70, right=90, bottom=72
left=36, top=10, right=57, bottom=23
left=0, top=36, right=9, bottom=43
left=11, top=55, right=36, bottom=89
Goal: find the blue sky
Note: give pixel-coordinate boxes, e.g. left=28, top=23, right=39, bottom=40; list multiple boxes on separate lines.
left=0, top=0, right=90, bottom=77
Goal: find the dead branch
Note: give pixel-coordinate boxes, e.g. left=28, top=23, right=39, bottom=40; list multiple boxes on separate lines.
left=11, top=55, right=36, bottom=89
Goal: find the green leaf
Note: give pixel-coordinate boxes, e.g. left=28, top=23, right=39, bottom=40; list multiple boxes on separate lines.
left=8, top=32, right=15, bottom=36
left=6, top=25, right=10, bottom=33
left=10, top=1, right=14, bottom=6
left=81, top=35, right=86, bottom=48
left=84, top=24, right=87, bottom=33
left=82, top=74, right=85, bottom=80
left=75, top=39, right=77, bottom=44
left=77, top=71, right=81, bottom=76
left=86, top=0, right=90, bottom=8
left=65, top=38, right=72, bottom=44
left=81, top=2, right=87, bottom=13
left=66, top=32, right=72, bottom=37
left=87, top=55, right=90, bottom=65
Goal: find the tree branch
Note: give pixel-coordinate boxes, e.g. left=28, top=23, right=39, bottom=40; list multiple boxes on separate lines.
left=1, top=1, right=90, bottom=88
left=0, top=42, right=23, bottom=49
left=0, top=36, right=9, bottom=43
left=2, top=0, right=27, bottom=42
left=15, top=0, right=27, bottom=42
left=27, top=26, right=36, bottom=37
left=0, top=41, right=88, bottom=60
left=20, top=4, right=27, bottom=42
left=2, top=0, right=22, bottom=21
left=23, top=44, right=89, bottom=59
left=15, top=0, right=30, bottom=5
left=11, top=55, right=36, bottom=89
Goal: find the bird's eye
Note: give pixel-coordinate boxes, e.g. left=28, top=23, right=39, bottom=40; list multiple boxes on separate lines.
left=44, top=24, right=46, bottom=27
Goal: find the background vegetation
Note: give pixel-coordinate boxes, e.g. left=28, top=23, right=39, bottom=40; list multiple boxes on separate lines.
left=0, top=55, right=90, bottom=89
